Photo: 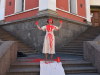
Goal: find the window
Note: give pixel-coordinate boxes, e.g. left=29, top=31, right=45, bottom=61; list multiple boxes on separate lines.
left=69, top=0, right=77, bottom=14
left=22, top=0, right=24, bottom=11
left=15, top=0, right=25, bottom=13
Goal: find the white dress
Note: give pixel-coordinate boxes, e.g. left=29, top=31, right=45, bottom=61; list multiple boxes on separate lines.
left=41, top=25, right=58, bottom=54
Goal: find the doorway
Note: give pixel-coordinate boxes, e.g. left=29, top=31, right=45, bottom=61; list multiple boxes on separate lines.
left=91, top=11, right=99, bottom=26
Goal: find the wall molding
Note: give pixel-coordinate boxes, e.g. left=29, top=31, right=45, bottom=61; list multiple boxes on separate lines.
left=56, top=8, right=86, bottom=19
left=5, top=7, right=39, bottom=17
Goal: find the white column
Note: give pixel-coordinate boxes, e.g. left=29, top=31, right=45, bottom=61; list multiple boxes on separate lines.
left=85, top=0, right=91, bottom=23
left=0, top=0, right=5, bottom=21
left=39, top=0, right=56, bottom=11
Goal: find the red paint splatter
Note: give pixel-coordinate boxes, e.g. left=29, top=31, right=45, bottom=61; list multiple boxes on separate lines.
left=46, top=25, right=55, bottom=50
left=60, top=20, right=63, bottom=24
left=35, top=21, right=38, bottom=25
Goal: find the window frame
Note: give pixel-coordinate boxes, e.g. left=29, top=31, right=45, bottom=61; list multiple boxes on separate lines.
left=69, top=0, right=77, bottom=15
left=15, top=0, right=25, bottom=13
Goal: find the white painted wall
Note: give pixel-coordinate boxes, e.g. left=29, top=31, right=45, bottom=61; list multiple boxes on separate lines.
left=0, top=0, right=6, bottom=21
left=90, top=0, right=100, bottom=6
left=85, top=0, right=91, bottom=22
left=48, top=0, right=56, bottom=11
left=39, top=0, right=56, bottom=11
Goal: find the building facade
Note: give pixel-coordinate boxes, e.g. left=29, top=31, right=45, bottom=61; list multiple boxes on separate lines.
left=0, top=0, right=6, bottom=23
left=90, top=0, right=100, bottom=26
left=0, top=0, right=91, bottom=52
left=4, top=0, right=91, bottom=23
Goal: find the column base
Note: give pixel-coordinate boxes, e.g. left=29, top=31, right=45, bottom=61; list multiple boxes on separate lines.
left=0, top=20, right=5, bottom=25
left=86, top=21, right=92, bottom=26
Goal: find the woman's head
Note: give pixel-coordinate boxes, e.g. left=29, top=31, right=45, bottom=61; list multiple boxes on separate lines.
left=47, top=18, right=53, bottom=24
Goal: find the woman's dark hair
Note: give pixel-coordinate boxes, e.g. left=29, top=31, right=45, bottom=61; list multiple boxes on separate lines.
left=47, top=18, right=53, bottom=24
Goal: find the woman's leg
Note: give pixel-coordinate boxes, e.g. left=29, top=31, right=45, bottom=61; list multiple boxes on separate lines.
left=45, top=53, right=48, bottom=61
left=50, top=54, right=53, bottom=61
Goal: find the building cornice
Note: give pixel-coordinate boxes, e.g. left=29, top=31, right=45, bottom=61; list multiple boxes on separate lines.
left=1, top=13, right=92, bottom=27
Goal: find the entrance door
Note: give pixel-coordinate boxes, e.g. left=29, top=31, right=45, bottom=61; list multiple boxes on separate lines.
left=91, top=11, right=99, bottom=26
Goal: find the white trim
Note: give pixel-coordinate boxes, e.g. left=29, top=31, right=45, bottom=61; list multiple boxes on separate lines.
left=24, top=0, right=25, bottom=11
left=85, top=0, right=87, bottom=20
left=56, top=8, right=86, bottom=19
left=14, top=0, right=16, bottom=13
left=68, top=0, right=70, bottom=13
left=76, top=0, right=77, bottom=14
left=4, top=0, right=6, bottom=20
left=85, top=0, right=91, bottom=22
left=5, top=7, right=39, bottom=17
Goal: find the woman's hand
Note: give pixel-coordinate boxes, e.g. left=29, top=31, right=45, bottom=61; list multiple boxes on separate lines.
left=35, top=21, right=38, bottom=25
left=35, top=21, right=42, bottom=30
left=58, top=20, right=63, bottom=30
left=60, top=20, right=63, bottom=24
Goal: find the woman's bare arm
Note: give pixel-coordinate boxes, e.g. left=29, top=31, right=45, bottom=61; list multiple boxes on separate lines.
left=58, top=23, right=62, bottom=30
left=37, top=24, right=42, bottom=30
left=35, top=21, right=42, bottom=30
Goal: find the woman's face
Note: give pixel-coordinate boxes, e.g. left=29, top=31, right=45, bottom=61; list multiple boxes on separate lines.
left=48, top=19, right=52, bottom=24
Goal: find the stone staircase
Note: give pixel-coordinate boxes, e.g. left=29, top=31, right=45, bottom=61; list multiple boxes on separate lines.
left=0, top=25, right=100, bottom=75
left=57, top=26, right=100, bottom=56
left=0, top=26, right=38, bottom=55
left=7, top=58, right=99, bottom=75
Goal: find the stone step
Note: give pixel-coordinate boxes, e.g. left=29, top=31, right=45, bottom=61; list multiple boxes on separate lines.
left=81, top=32, right=100, bottom=35
left=16, top=58, right=83, bottom=62
left=18, top=43, right=28, bottom=45
left=59, top=48, right=83, bottom=50
left=57, top=50, right=83, bottom=54
left=62, top=45, right=83, bottom=47
left=66, top=73, right=100, bottom=75
left=19, top=50, right=38, bottom=53
left=24, top=52, right=38, bottom=55
left=68, top=43, right=83, bottom=46
left=7, top=68, right=40, bottom=75
left=79, top=32, right=100, bottom=36
left=18, top=46, right=33, bottom=49
left=76, top=36, right=95, bottom=39
left=72, top=40, right=91, bottom=42
left=18, top=48, right=35, bottom=50
left=7, top=67, right=97, bottom=75
left=74, top=38, right=94, bottom=41
left=0, top=39, right=20, bottom=41
left=10, top=60, right=92, bottom=68
left=18, top=46, right=31, bottom=48
left=57, top=52, right=83, bottom=56
left=64, top=67, right=97, bottom=74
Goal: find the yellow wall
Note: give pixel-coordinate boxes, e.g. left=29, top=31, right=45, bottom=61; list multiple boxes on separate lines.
left=90, top=0, right=100, bottom=6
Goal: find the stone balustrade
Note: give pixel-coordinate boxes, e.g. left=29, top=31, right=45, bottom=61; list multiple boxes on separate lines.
left=84, top=41, right=100, bottom=73
left=0, top=41, right=17, bottom=75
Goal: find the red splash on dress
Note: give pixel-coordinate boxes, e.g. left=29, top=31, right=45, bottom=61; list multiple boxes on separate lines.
left=46, top=25, right=55, bottom=50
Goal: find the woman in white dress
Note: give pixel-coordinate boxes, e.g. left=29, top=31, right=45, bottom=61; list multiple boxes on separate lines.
left=35, top=18, right=62, bottom=62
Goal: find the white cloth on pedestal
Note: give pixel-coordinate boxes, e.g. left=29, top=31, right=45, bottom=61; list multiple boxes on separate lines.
left=40, top=61, right=65, bottom=75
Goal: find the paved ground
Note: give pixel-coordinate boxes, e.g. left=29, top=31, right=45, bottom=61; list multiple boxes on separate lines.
left=19, top=54, right=84, bottom=60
